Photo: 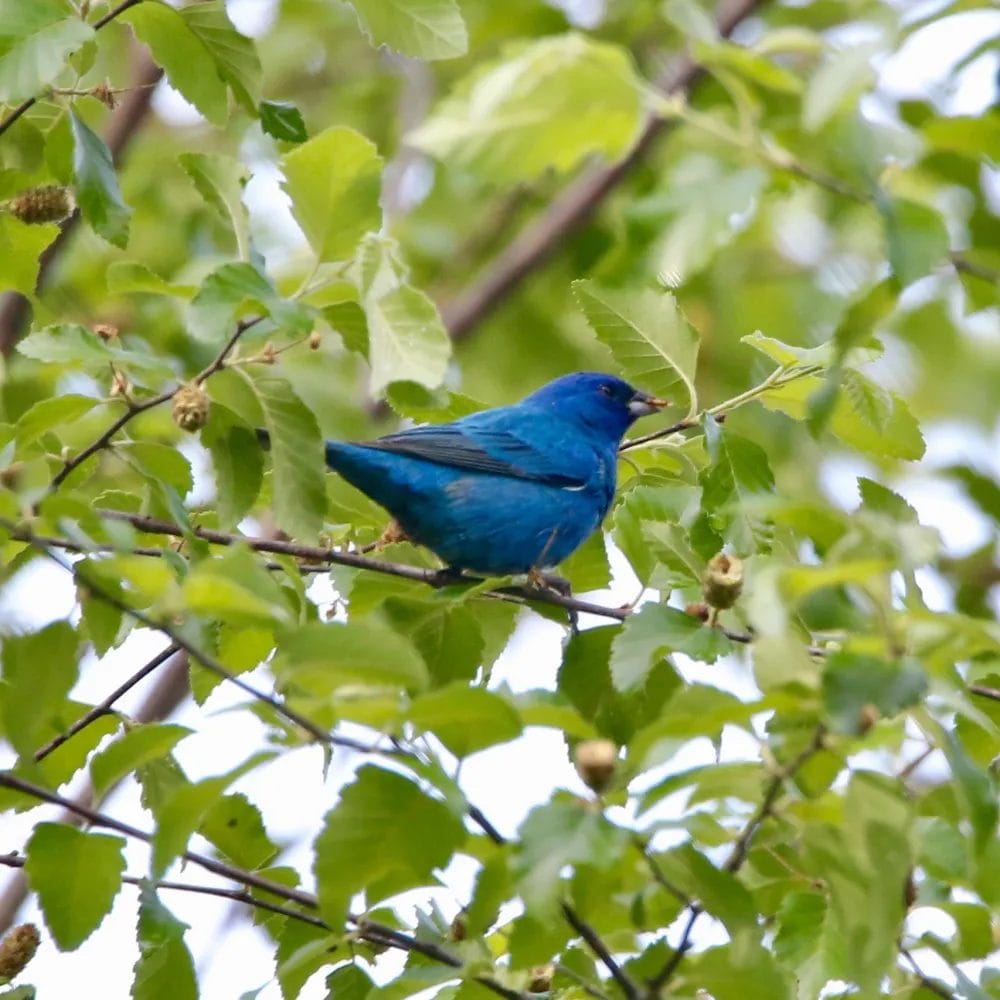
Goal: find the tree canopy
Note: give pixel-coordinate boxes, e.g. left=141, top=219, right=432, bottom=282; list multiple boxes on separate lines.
left=0, top=0, right=998, bottom=998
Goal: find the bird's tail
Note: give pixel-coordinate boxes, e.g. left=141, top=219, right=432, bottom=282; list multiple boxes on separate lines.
left=255, top=427, right=271, bottom=451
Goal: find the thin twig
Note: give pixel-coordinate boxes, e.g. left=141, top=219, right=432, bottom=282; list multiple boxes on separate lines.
left=969, top=683, right=1000, bottom=703
left=49, top=316, right=262, bottom=489
left=561, top=902, right=641, bottom=1000
left=899, top=948, right=957, bottom=1000
left=33, top=643, right=182, bottom=762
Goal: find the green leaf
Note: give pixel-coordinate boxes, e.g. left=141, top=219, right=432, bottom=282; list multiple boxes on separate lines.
left=773, top=891, right=826, bottom=975
left=276, top=619, right=429, bottom=692
left=347, top=0, right=467, bottom=59
left=694, top=39, right=803, bottom=93
left=0, top=2, right=94, bottom=103
left=882, top=197, right=951, bottom=287
left=178, top=151, right=250, bottom=260
left=1, top=621, right=78, bottom=758
left=313, top=765, right=465, bottom=925
left=409, top=683, right=522, bottom=757
left=941, top=729, right=998, bottom=857
left=90, top=723, right=192, bottom=795
left=132, top=885, right=198, bottom=1000
left=259, top=99, right=307, bottom=142
left=14, top=393, right=99, bottom=445
left=201, top=406, right=263, bottom=529
left=573, top=280, right=700, bottom=417
left=69, top=110, right=131, bottom=248
left=123, top=0, right=259, bottom=126
left=182, top=545, right=291, bottom=627
left=353, top=235, right=451, bottom=395
left=610, top=603, right=733, bottom=690
left=24, top=824, right=125, bottom=950
left=106, top=261, right=196, bottom=298
left=200, top=793, right=278, bottom=870
left=244, top=374, right=326, bottom=539
left=409, top=33, right=646, bottom=182
left=683, top=942, right=792, bottom=1000
left=802, top=42, right=878, bottom=131
left=821, top=653, right=927, bottom=734
left=0, top=213, right=60, bottom=295
left=281, top=126, right=383, bottom=263
left=514, top=792, right=630, bottom=918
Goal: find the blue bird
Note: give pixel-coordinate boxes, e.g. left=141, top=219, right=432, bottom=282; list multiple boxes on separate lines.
left=262, top=372, right=666, bottom=576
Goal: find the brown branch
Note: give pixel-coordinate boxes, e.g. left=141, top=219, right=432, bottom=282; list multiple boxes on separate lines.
left=0, top=48, right=163, bottom=356
left=33, top=643, right=181, bottom=762
left=0, top=0, right=147, bottom=139
left=49, top=315, right=262, bottom=489
left=0, top=773, right=526, bottom=1000
left=969, top=683, right=1000, bottom=703
left=645, top=725, right=827, bottom=997
left=439, top=0, right=767, bottom=341
left=561, top=902, right=641, bottom=1000
left=899, top=949, right=958, bottom=1000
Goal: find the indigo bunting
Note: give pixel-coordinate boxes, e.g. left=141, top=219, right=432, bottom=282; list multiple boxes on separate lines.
left=261, top=372, right=665, bottom=575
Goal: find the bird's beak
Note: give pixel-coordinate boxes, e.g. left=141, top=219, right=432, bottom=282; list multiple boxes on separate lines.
left=627, top=390, right=669, bottom=418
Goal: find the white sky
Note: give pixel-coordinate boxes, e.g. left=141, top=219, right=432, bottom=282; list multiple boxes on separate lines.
left=3, top=3, right=1000, bottom=998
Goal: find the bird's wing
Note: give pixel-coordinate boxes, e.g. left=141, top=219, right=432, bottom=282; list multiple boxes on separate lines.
left=366, top=409, right=593, bottom=488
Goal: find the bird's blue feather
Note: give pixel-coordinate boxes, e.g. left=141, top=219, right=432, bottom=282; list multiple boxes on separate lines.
left=297, top=372, right=663, bottom=575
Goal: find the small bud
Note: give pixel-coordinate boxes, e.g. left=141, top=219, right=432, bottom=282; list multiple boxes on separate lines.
left=0, top=463, right=23, bottom=491
left=308, top=331, right=322, bottom=350
left=448, top=915, right=466, bottom=941
left=92, top=80, right=116, bottom=109
left=109, top=368, right=132, bottom=399
left=903, top=871, right=917, bottom=909
left=858, top=703, right=880, bottom=734
left=701, top=552, right=744, bottom=610
left=261, top=342, right=277, bottom=364
left=0, top=923, right=40, bottom=980
left=528, top=965, right=555, bottom=993
left=685, top=602, right=710, bottom=622
left=574, top=738, right=618, bottom=794
left=172, top=383, right=210, bottom=432
left=7, top=185, right=73, bottom=224
left=93, top=322, right=118, bottom=341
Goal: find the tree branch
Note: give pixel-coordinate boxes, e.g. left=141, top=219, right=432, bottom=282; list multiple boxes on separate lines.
left=439, top=0, right=767, bottom=341
left=33, top=643, right=181, bottom=762
left=899, top=948, right=958, bottom=1000
left=561, top=902, right=641, bottom=1000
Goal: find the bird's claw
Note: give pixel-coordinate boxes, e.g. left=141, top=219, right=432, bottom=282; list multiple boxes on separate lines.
left=361, top=519, right=410, bottom=554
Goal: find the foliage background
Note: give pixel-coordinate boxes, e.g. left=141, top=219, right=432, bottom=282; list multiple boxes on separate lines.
left=0, top=0, right=999, bottom=997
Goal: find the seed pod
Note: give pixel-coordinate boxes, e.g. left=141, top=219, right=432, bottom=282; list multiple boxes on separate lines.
left=8, top=186, right=73, bottom=224
left=574, top=738, right=618, bottom=794
left=528, top=965, right=555, bottom=993
left=701, top=552, right=744, bottom=610
left=93, top=322, right=118, bottom=342
left=308, top=331, right=322, bottom=350
left=172, top=383, right=210, bottom=432
left=0, top=923, right=40, bottom=980
left=685, top=602, right=710, bottom=622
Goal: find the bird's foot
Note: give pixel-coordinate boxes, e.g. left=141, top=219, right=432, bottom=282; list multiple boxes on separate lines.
left=360, top=519, right=410, bottom=554
left=526, top=570, right=578, bottom=633
left=429, top=566, right=469, bottom=588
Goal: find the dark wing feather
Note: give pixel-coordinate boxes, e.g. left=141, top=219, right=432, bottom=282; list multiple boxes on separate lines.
left=366, top=416, right=589, bottom=488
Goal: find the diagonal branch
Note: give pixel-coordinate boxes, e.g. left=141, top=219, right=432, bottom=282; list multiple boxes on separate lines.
left=440, top=0, right=767, bottom=341
left=561, top=902, right=641, bottom=1000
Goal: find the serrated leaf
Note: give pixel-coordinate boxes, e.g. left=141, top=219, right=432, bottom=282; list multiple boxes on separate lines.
left=132, top=885, right=198, bottom=1000
left=0, top=213, right=60, bottom=295
left=281, top=126, right=382, bottom=263
left=259, top=99, right=307, bottom=142
left=409, top=683, right=522, bottom=757
left=347, top=0, right=467, bottom=59
left=69, top=110, right=130, bottom=247
left=179, top=151, right=250, bottom=260
left=313, top=765, right=465, bottom=925
left=106, top=261, right=197, bottom=298
left=244, top=374, right=326, bottom=539
left=25, top=824, right=125, bottom=950
left=409, top=33, right=646, bottom=182
left=514, top=792, right=630, bottom=918
left=14, top=393, right=99, bottom=445
left=275, top=619, right=429, bottom=692
left=0, top=3, right=94, bottom=103
left=182, top=545, right=291, bottom=627
left=201, top=406, right=263, bottom=529
left=610, top=603, right=732, bottom=690
left=573, top=280, right=699, bottom=417
left=200, top=793, right=278, bottom=869
left=90, top=723, right=192, bottom=795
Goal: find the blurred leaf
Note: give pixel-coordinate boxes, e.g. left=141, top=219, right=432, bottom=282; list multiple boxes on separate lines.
left=573, top=281, right=700, bottom=416
left=202, top=406, right=263, bottom=529
left=132, top=885, right=198, bottom=1000
left=347, top=0, right=468, bottom=59
left=409, top=33, right=646, bottom=182
left=0, top=2, right=93, bottom=102
left=941, top=729, right=998, bottom=857
left=882, top=197, right=951, bottom=287
left=822, top=653, right=927, bottom=734
left=313, top=765, right=465, bottom=925
left=409, top=683, right=522, bottom=756
left=259, top=99, right=307, bottom=142
left=281, top=126, right=382, bottom=263
left=90, top=723, right=192, bottom=795
left=25, top=823, right=125, bottom=950
left=70, top=110, right=130, bottom=248
left=179, top=151, right=250, bottom=259
left=802, top=43, right=878, bottom=131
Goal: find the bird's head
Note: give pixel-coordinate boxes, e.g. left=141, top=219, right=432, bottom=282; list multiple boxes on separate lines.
left=523, top=372, right=667, bottom=441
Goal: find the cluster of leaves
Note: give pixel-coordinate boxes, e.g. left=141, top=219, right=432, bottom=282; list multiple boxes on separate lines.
left=1, top=0, right=999, bottom=999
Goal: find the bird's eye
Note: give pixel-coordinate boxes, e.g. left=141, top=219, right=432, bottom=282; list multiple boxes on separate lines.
left=598, top=384, right=613, bottom=397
